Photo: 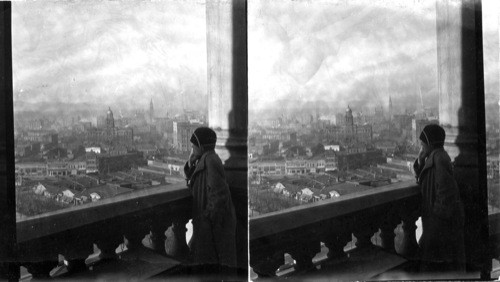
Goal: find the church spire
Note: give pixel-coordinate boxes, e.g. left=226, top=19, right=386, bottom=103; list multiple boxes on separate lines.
left=149, top=98, right=154, bottom=124
left=389, top=96, right=393, bottom=121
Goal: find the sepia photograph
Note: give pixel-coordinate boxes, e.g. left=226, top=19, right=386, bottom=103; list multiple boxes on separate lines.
left=2, top=0, right=247, bottom=280
left=248, top=0, right=499, bottom=280
left=0, top=0, right=499, bottom=281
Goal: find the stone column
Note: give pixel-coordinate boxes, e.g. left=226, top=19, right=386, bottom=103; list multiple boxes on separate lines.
left=436, top=0, right=490, bottom=276
left=0, top=2, right=19, bottom=281
left=206, top=0, right=248, bottom=271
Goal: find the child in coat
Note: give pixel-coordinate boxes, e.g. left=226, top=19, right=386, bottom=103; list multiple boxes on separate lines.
left=183, top=127, right=237, bottom=276
left=413, top=124, right=465, bottom=273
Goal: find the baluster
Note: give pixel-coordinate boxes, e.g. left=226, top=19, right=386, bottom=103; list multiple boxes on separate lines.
left=25, top=261, right=58, bottom=280
left=323, top=231, right=351, bottom=262
left=95, top=233, right=123, bottom=261
left=20, top=240, right=59, bottom=279
left=379, top=212, right=400, bottom=252
left=66, top=259, right=87, bottom=274
left=124, top=229, right=147, bottom=252
left=147, top=221, right=170, bottom=255
left=287, top=240, right=321, bottom=272
left=380, top=225, right=396, bottom=252
left=250, top=251, right=284, bottom=277
left=353, top=225, right=377, bottom=249
left=62, top=240, right=93, bottom=274
left=399, top=215, right=420, bottom=258
left=165, top=216, right=191, bottom=261
left=397, top=197, right=420, bottom=258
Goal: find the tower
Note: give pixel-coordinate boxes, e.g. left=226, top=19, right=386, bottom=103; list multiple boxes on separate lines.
left=344, top=105, right=356, bottom=144
left=389, top=96, right=393, bottom=121
left=149, top=98, right=154, bottom=124
left=345, top=105, right=354, bottom=127
left=106, top=107, right=115, bottom=130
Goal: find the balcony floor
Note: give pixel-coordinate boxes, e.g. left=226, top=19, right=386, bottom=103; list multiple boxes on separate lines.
left=372, top=262, right=481, bottom=281
left=21, top=247, right=181, bottom=281
left=273, top=245, right=481, bottom=281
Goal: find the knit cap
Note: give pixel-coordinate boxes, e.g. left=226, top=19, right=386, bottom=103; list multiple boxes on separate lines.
left=190, top=127, right=217, bottom=151
left=419, top=124, right=445, bottom=147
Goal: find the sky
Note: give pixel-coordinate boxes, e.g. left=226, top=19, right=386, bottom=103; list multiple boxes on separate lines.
left=248, top=0, right=499, bottom=116
left=12, top=0, right=499, bottom=120
left=12, top=0, right=207, bottom=117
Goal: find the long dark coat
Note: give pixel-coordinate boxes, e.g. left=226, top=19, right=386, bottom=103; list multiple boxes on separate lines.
left=413, top=148, right=466, bottom=270
left=184, top=150, right=237, bottom=268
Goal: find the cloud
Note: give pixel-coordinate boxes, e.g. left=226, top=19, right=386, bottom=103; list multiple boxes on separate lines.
left=12, top=0, right=207, bottom=115
left=12, top=0, right=499, bottom=118
left=249, top=0, right=469, bottom=114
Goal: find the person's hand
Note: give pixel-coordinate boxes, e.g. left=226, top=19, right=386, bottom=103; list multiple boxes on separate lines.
left=188, top=152, right=196, bottom=167
left=188, top=144, right=203, bottom=167
left=189, top=151, right=201, bottom=167
left=418, top=146, right=427, bottom=165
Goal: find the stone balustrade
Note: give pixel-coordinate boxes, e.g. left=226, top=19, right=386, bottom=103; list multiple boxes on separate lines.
left=15, top=183, right=192, bottom=279
left=250, top=180, right=421, bottom=277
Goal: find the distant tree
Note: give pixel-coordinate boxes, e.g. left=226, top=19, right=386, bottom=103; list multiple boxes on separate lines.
left=73, top=145, right=86, bottom=158
left=16, top=192, right=68, bottom=217
left=285, top=146, right=307, bottom=157
left=312, top=143, right=325, bottom=156
left=249, top=188, right=301, bottom=215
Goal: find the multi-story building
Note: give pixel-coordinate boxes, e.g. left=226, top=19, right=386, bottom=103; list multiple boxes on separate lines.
left=261, top=129, right=282, bottom=141
left=323, top=106, right=373, bottom=145
left=392, top=114, right=413, bottom=132
left=68, top=158, right=87, bottom=175
left=47, top=161, right=70, bottom=176
left=250, top=160, right=287, bottom=177
left=23, top=130, right=58, bottom=145
left=107, top=145, right=128, bottom=156
left=335, top=113, right=345, bottom=126
left=136, top=144, right=158, bottom=158
left=15, top=142, right=41, bottom=157
left=375, top=105, right=385, bottom=121
left=84, top=108, right=133, bottom=143
left=115, top=127, right=134, bottom=140
left=97, top=116, right=106, bottom=128
left=173, top=121, right=205, bottom=152
left=306, top=156, right=326, bottom=173
left=325, top=150, right=338, bottom=172
left=279, top=156, right=327, bottom=175
left=262, top=140, right=280, bottom=155
left=285, top=158, right=308, bottom=175
left=15, top=162, right=47, bottom=176
left=373, top=140, right=398, bottom=155
left=155, top=117, right=173, bottom=136
left=85, top=152, right=99, bottom=174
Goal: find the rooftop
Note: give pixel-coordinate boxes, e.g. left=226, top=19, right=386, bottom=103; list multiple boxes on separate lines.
left=76, top=184, right=133, bottom=199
